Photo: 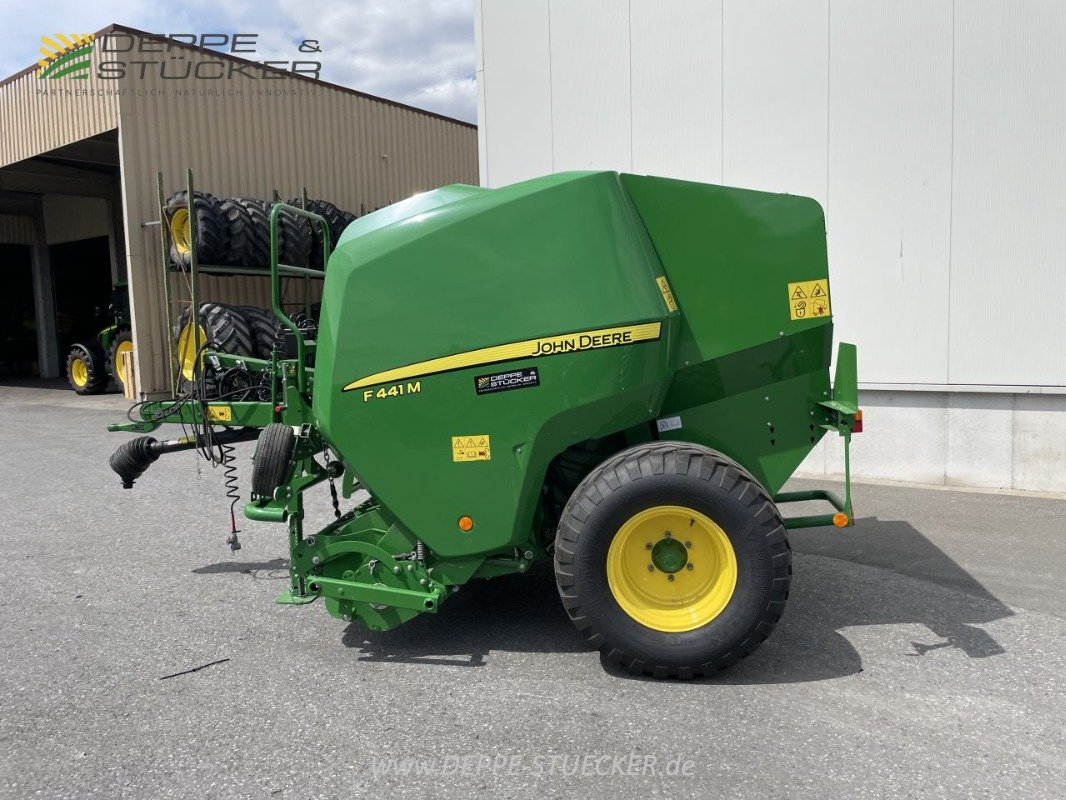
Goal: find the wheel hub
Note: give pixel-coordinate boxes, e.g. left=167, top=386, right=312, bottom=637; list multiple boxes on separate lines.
left=651, top=536, right=688, bottom=573
left=606, top=505, right=738, bottom=633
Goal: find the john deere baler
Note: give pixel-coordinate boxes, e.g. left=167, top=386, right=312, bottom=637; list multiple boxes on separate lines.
left=110, top=171, right=859, bottom=678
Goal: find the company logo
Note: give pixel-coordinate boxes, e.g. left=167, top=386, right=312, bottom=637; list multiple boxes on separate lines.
left=37, top=34, right=95, bottom=80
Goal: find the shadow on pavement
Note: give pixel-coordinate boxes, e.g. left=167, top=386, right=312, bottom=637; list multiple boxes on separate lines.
left=203, top=514, right=1013, bottom=682
left=193, top=558, right=289, bottom=579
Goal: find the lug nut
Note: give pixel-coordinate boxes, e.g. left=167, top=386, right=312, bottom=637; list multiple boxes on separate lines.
left=664, top=531, right=672, bottom=538
left=684, top=541, right=691, bottom=548
left=393, top=566, right=401, bottom=574
left=647, top=564, right=655, bottom=572
left=645, top=543, right=652, bottom=550
left=667, top=574, right=675, bottom=582
left=686, top=564, right=694, bottom=570
left=311, top=556, right=320, bottom=565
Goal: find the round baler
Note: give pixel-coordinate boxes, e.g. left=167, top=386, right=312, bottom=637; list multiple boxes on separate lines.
left=108, top=171, right=860, bottom=678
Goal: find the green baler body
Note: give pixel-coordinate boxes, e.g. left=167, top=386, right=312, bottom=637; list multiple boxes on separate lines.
left=314, top=171, right=834, bottom=563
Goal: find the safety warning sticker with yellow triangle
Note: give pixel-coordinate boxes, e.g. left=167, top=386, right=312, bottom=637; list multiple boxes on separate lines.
left=452, top=435, right=492, bottom=462
left=786, top=279, right=831, bottom=321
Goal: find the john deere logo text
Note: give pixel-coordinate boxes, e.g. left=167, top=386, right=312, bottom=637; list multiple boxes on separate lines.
left=37, top=34, right=95, bottom=80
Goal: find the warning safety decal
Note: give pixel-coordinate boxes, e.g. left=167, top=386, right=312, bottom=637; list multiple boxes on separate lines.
left=787, top=279, right=831, bottom=321
left=452, top=435, right=491, bottom=462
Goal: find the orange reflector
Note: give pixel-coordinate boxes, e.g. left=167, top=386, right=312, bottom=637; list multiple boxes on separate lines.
left=833, top=512, right=849, bottom=528
left=458, top=515, right=474, bottom=532
left=853, top=409, right=863, bottom=434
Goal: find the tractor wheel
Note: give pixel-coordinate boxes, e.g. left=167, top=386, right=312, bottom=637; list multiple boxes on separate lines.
left=237, top=306, right=282, bottom=360
left=293, top=199, right=357, bottom=268
left=108, top=328, right=134, bottom=391
left=174, top=303, right=255, bottom=382
left=219, top=197, right=255, bottom=267
left=233, top=198, right=272, bottom=269
left=554, top=441, right=791, bottom=679
left=277, top=206, right=313, bottom=268
left=66, top=342, right=109, bottom=395
left=165, top=190, right=225, bottom=267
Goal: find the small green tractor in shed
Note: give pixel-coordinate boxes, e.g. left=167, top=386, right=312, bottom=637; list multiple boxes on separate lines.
left=108, top=171, right=860, bottom=678
left=66, top=283, right=133, bottom=395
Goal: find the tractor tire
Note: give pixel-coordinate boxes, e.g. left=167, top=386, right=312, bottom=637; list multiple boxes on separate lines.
left=108, top=327, right=134, bottom=391
left=252, top=423, right=296, bottom=498
left=219, top=197, right=255, bottom=267
left=66, top=342, right=109, bottom=395
left=165, top=190, right=226, bottom=267
left=293, top=199, right=357, bottom=268
left=554, top=441, right=791, bottom=679
left=237, top=306, right=282, bottom=360
left=277, top=206, right=313, bottom=268
left=174, top=302, right=255, bottom=382
left=232, top=198, right=272, bottom=270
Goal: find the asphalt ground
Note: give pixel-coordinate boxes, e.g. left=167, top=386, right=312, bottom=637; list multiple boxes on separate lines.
left=1, top=382, right=1063, bottom=799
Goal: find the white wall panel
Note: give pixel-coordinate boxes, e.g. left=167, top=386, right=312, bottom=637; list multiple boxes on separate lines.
left=721, top=0, right=829, bottom=206
left=949, top=1, right=1066, bottom=386
left=630, top=0, right=722, bottom=181
left=548, top=0, right=631, bottom=171
left=827, top=1, right=953, bottom=384
left=476, top=0, right=553, bottom=186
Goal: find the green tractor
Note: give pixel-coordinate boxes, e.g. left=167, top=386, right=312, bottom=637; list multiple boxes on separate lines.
left=66, top=283, right=133, bottom=395
left=108, top=172, right=861, bottom=678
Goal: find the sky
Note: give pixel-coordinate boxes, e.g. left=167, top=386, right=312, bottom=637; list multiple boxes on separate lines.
left=0, top=0, right=478, bottom=123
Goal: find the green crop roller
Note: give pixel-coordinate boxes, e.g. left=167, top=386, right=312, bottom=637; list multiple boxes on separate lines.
left=108, top=171, right=861, bottom=678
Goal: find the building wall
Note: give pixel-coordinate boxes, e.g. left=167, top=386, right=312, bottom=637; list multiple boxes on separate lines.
left=0, top=42, right=119, bottom=167
left=112, top=35, right=478, bottom=395
left=0, top=215, right=33, bottom=244
left=476, top=0, right=1066, bottom=492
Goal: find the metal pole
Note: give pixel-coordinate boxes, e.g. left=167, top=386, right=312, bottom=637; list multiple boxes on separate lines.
left=158, top=172, right=176, bottom=398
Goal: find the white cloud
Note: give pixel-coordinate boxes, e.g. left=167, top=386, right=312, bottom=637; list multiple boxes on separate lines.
left=0, top=0, right=476, bottom=122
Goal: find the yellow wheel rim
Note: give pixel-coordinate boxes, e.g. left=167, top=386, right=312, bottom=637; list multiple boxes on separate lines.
left=607, top=505, right=737, bottom=633
left=169, top=207, right=191, bottom=254
left=70, top=357, right=88, bottom=387
left=113, top=340, right=134, bottom=385
left=176, top=323, right=207, bottom=382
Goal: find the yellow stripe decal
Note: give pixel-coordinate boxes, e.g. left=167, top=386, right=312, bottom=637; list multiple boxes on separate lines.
left=342, top=321, right=662, bottom=392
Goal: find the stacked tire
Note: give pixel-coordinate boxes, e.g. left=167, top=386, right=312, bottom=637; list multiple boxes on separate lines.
left=165, top=191, right=358, bottom=270
left=287, top=199, right=357, bottom=269
left=173, top=302, right=317, bottom=392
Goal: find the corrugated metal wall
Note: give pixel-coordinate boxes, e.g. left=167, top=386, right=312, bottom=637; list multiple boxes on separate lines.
left=0, top=42, right=118, bottom=168
left=43, top=195, right=110, bottom=244
left=0, top=214, right=33, bottom=244
left=111, top=36, right=477, bottom=394
left=476, top=0, right=1066, bottom=391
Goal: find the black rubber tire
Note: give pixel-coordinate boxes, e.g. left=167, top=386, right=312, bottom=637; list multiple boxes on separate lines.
left=294, top=199, right=357, bottom=268
left=237, top=305, right=283, bottom=360
left=554, top=441, right=792, bottom=679
left=107, top=327, right=133, bottom=390
left=174, top=303, right=255, bottom=358
left=66, top=342, right=109, bottom=395
left=277, top=206, right=313, bottom=268
left=219, top=197, right=255, bottom=267
left=252, top=423, right=296, bottom=498
left=233, top=198, right=272, bottom=270
left=165, top=190, right=225, bottom=267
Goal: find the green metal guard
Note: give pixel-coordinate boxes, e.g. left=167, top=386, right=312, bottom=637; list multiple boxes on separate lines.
left=268, top=202, right=331, bottom=396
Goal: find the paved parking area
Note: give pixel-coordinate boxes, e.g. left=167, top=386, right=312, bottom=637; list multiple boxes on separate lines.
left=1, top=384, right=1063, bottom=799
